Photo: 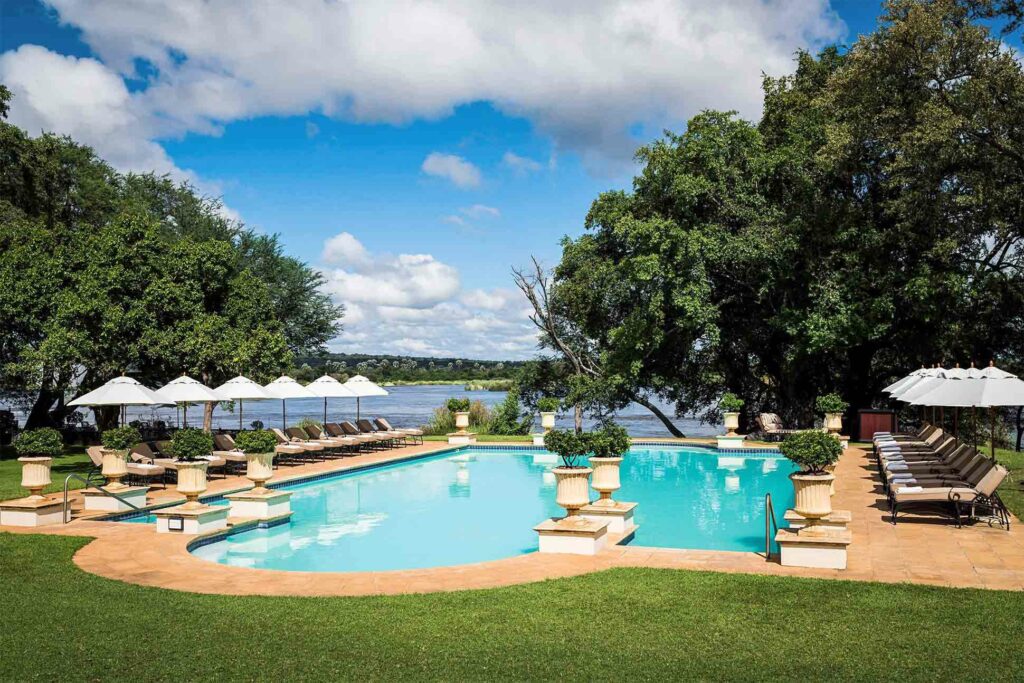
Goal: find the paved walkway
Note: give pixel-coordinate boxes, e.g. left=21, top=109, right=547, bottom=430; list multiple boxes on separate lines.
left=5, top=442, right=1024, bottom=594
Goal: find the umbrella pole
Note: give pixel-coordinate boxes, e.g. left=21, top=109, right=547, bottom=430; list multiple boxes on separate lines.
left=357, top=397, right=361, bottom=421
left=240, top=400, right=243, bottom=431
left=282, top=399, right=287, bottom=430
left=954, top=408, right=958, bottom=438
left=324, top=397, right=328, bottom=425
left=183, top=403, right=187, bottom=428
left=991, top=407, right=996, bottom=459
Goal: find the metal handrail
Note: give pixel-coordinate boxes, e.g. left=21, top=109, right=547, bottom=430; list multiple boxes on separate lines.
left=63, top=473, right=141, bottom=523
left=764, top=492, right=779, bottom=561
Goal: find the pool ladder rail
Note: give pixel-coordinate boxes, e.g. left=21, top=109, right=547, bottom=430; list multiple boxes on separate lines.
left=62, top=473, right=142, bottom=523
left=764, top=492, right=779, bottom=561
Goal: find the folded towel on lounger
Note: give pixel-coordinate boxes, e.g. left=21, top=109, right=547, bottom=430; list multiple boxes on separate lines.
left=896, top=486, right=923, bottom=494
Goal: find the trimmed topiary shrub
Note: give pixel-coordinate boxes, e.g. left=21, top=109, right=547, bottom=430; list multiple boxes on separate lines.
left=815, top=393, right=849, bottom=414
left=14, top=428, right=64, bottom=457
left=101, top=426, right=141, bottom=452
left=170, top=428, right=214, bottom=462
left=720, top=392, right=744, bottom=413
left=537, top=397, right=560, bottom=413
left=233, top=429, right=278, bottom=454
left=446, top=397, right=471, bottom=413
left=544, top=428, right=591, bottom=468
left=590, top=422, right=630, bottom=459
left=779, top=430, right=842, bottom=474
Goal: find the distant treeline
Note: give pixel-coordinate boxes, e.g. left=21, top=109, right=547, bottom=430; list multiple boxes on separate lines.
left=291, top=354, right=526, bottom=384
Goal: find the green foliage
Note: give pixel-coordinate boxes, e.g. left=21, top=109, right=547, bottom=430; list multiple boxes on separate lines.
left=297, top=417, right=321, bottom=430
left=719, top=393, right=744, bottom=413
left=537, top=397, right=560, bottom=413
left=100, top=426, right=141, bottom=452
left=544, top=428, right=591, bottom=468
left=232, top=429, right=277, bottom=454
left=535, top=2, right=1024, bottom=433
left=446, top=398, right=471, bottom=413
left=779, top=430, right=842, bottom=474
left=815, top=393, right=849, bottom=414
left=488, top=388, right=533, bottom=436
left=170, top=428, right=213, bottom=461
left=13, top=428, right=63, bottom=457
left=589, top=422, right=630, bottom=459
left=422, top=399, right=494, bottom=436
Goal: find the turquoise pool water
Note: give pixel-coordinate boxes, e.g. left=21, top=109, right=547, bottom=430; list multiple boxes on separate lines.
left=180, top=446, right=796, bottom=572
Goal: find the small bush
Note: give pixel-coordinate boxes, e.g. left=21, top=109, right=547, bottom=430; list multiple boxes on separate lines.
left=446, top=397, right=471, bottom=413
left=779, top=430, right=842, bottom=474
left=170, top=428, right=213, bottom=461
left=468, top=400, right=490, bottom=427
left=14, top=428, right=64, bottom=457
left=101, top=426, right=141, bottom=452
left=233, top=429, right=277, bottom=454
left=489, top=390, right=532, bottom=436
left=544, top=429, right=591, bottom=468
left=297, top=417, right=322, bottom=430
left=720, top=392, right=744, bottom=413
left=537, top=397, right=560, bottom=413
left=249, top=420, right=264, bottom=430
left=815, top=393, right=848, bottom=414
left=590, top=422, right=630, bottom=459
left=422, top=407, right=456, bottom=436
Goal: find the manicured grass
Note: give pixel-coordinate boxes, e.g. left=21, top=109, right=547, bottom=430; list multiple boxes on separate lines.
left=3, top=533, right=1024, bottom=681
left=0, top=448, right=92, bottom=502
left=994, top=446, right=1024, bottom=519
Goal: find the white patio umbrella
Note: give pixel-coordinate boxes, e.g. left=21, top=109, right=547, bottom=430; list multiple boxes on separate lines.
left=305, top=375, right=358, bottom=424
left=908, top=363, right=1024, bottom=455
left=891, top=367, right=948, bottom=402
left=883, top=367, right=929, bottom=395
left=214, top=375, right=273, bottom=430
left=342, top=375, right=388, bottom=420
left=68, top=375, right=172, bottom=426
left=155, top=375, right=225, bottom=428
left=264, top=376, right=317, bottom=429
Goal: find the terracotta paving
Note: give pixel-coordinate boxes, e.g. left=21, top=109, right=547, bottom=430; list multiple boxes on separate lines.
left=5, top=441, right=1024, bottom=595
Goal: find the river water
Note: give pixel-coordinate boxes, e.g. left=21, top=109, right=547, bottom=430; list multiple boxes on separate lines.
left=6, top=384, right=719, bottom=437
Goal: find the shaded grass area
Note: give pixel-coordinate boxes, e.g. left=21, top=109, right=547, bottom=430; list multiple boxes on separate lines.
left=423, top=434, right=534, bottom=443
left=0, top=447, right=92, bottom=501
left=995, top=446, right=1024, bottom=520
left=3, top=533, right=1024, bottom=681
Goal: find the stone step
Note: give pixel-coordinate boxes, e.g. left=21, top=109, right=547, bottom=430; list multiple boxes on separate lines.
left=775, top=527, right=852, bottom=570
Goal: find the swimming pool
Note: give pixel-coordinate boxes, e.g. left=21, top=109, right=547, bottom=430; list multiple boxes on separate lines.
left=177, top=446, right=796, bottom=572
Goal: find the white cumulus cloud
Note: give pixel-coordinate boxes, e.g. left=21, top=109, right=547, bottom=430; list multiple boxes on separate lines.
left=502, top=151, right=544, bottom=175
left=421, top=152, right=482, bottom=189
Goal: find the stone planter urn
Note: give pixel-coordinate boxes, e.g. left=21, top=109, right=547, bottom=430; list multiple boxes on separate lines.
left=175, top=460, right=210, bottom=509
left=19, top=457, right=52, bottom=501
left=541, top=412, right=556, bottom=433
left=101, top=449, right=129, bottom=490
left=553, top=466, right=593, bottom=516
left=825, top=412, right=843, bottom=434
left=245, top=452, right=275, bottom=493
left=723, top=412, right=740, bottom=436
left=454, top=411, right=470, bottom=433
left=589, top=457, right=622, bottom=507
left=790, top=472, right=835, bottom=518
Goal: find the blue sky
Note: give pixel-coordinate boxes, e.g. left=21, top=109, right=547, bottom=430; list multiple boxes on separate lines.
left=0, top=1, right=895, bottom=358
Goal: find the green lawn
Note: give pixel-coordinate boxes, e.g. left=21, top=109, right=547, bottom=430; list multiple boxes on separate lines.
left=2, top=533, right=1024, bottom=681
left=423, top=434, right=534, bottom=443
left=0, top=448, right=92, bottom=502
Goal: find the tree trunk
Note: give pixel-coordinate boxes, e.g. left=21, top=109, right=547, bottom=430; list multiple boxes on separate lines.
left=202, top=372, right=214, bottom=432
left=632, top=394, right=685, bottom=438
left=25, top=387, right=59, bottom=429
left=574, top=404, right=583, bottom=433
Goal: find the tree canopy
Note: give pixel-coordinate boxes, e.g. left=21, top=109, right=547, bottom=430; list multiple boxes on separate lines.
left=523, top=0, right=1024, bottom=433
left=0, top=88, right=343, bottom=429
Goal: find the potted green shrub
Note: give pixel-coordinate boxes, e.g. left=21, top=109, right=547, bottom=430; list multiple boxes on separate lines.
left=588, top=422, right=630, bottom=507
left=720, top=392, right=744, bottom=436
left=543, top=429, right=593, bottom=516
left=537, top=396, right=560, bottom=433
left=100, top=426, right=142, bottom=490
left=233, top=429, right=278, bottom=493
left=815, top=393, right=848, bottom=434
left=447, top=398, right=472, bottom=434
left=779, top=430, right=843, bottom=518
left=13, top=428, right=63, bottom=500
left=170, top=428, right=214, bottom=508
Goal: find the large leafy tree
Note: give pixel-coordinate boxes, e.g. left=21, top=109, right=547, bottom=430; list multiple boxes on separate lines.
left=525, top=0, right=1024, bottom=434
left=0, top=88, right=343, bottom=429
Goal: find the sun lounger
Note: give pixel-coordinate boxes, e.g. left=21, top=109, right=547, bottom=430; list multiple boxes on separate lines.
left=889, top=463, right=1009, bottom=528
left=357, top=419, right=404, bottom=445
left=335, top=421, right=389, bottom=447
left=270, top=428, right=324, bottom=461
left=757, top=413, right=800, bottom=441
left=375, top=418, right=423, bottom=444
left=210, top=434, right=250, bottom=472
left=152, top=440, right=227, bottom=479
left=286, top=427, right=344, bottom=457
left=304, top=424, right=360, bottom=453
left=88, top=445, right=168, bottom=488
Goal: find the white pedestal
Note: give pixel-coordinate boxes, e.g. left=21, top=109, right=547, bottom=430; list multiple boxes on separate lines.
left=82, top=486, right=149, bottom=513
left=534, top=516, right=609, bottom=555
left=154, top=504, right=229, bottom=535
left=783, top=509, right=851, bottom=533
left=776, top=523, right=851, bottom=570
left=447, top=432, right=477, bottom=445
left=225, top=489, right=292, bottom=520
left=716, top=435, right=746, bottom=450
left=0, top=497, right=68, bottom=527
left=579, top=501, right=637, bottom=534
left=532, top=434, right=546, bottom=447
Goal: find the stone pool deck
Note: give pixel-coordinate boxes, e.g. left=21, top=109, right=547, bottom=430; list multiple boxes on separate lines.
left=4, top=442, right=1024, bottom=594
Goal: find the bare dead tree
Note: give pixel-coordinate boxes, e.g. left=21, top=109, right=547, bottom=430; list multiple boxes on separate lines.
left=513, top=257, right=685, bottom=437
